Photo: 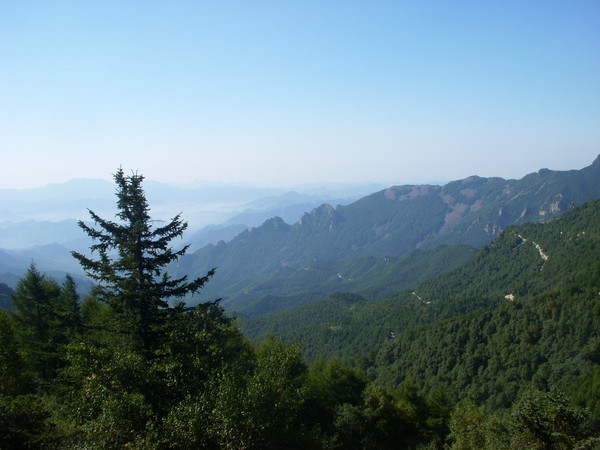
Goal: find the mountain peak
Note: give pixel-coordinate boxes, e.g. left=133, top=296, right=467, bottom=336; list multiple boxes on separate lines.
left=298, top=203, right=344, bottom=230
left=265, top=216, right=289, bottom=228
left=257, top=216, right=290, bottom=232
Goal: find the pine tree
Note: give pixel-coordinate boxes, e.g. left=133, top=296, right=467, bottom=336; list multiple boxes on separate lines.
left=10, top=263, right=64, bottom=379
left=71, top=168, right=215, bottom=356
left=59, top=274, right=81, bottom=338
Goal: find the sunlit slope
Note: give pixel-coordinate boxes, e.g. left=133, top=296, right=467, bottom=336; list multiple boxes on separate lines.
left=374, top=198, right=600, bottom=411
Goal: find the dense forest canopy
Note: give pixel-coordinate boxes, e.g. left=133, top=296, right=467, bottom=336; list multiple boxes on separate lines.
left=0, top=170, right=599, bottom=448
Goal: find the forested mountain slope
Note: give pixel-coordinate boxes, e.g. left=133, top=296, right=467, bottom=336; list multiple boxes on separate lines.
left=179, top=156, right=600, bottom=313
left=374, top=199, right=600, bottom=412
left=242, top=199, right=600, bottom=416
left=231, top=245, right=475, bottom=317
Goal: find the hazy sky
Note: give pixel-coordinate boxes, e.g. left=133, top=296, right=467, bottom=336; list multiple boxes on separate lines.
left=1, top=1, right=599, bottom=189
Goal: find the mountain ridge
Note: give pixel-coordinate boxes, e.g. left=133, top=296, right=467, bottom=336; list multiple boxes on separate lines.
left=178, top=155, right=600, bottom=313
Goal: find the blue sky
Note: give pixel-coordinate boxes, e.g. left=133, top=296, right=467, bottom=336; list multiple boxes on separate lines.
left=1, top=1, right=599, bottom=189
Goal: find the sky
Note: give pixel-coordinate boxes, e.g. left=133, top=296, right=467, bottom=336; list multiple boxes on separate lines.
left=1, top=1, right=599, bottom=189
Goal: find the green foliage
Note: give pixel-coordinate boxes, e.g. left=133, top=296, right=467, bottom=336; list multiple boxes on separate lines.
left=334, top=386, right=397, bottom=450
left=574, top=368, right=600, bottom=417
left=9, top=264, right=79, bottom=381
left=241, top=287, right=498, bottom=365
left=331, top=382, right=430, bottom=450
left=424, top=385, right=453, bottom=444
left=0, top=394, right=57, bottom=449
left=151, top=337, right=317, bottom=449
left=242, top=292, right=394, bottom=362
left=59, top=275, right=81, bottom=337
left=509, top=388, right=597, bottom=449
left=59, top=342, right=153, bottom=448
left=374, top=288, right=600, bottom=411
left=0, top=311, right=32, bottom=396
left=446, top=389, right=600, bottom=450
left=78, top=294, right=119, bottom=345
left=447, top=399, right=487, bottom=450
left=303, top=358, right=369, bottom=433
left=154, top=300, right=254, bottom=409
left=205, top=338, right=311, bottom=449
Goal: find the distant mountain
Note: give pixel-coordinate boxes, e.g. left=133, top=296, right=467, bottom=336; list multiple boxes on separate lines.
left=182, top=190, right=365, bottom=251
left=0, top=219, right=88, bottom=250
left=242, top=198, right=600, bottom=413
left=178, top=156, right=600, bottom=312
left=223, top=190, right=356, bottom=228
left=0, top=243, right=93, bottom=295
left=183, top=224, right=250, bottom=251
left=0, top=243, right=86, bottom=275
left=0, top=179, right=115, bottom=223
left=0, top=178, right=279, bottom=227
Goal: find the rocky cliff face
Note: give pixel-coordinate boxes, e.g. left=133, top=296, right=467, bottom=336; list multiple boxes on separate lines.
left=298, top=204, right=344, bottom=231
left=376, top=156, right=600, bottom=249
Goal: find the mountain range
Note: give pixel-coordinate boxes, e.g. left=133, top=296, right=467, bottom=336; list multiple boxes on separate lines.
left=176, top=155, right=600, bottom=314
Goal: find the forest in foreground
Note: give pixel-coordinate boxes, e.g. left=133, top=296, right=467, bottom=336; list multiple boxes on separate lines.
left=1, top=170, right=599, bottom=449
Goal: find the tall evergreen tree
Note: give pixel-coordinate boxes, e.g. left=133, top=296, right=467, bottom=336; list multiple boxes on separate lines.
left=59, top=274, right=81, bottom=338
left=71, top=168, right=215, bottom=355
left=11, top=264, right=56, bottom=345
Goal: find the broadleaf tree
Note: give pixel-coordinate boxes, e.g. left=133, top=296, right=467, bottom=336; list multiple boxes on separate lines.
left=71, top=168, right=215, bottom=356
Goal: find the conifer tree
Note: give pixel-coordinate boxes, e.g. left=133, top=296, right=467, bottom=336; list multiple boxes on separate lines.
left=10, top=263, right=66, bottom=379
left=71, top=168, right=215, bottom=356
left=11, top=264, right=56, bottom=345
left=59, top=274, right=81, bottom=338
